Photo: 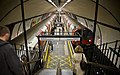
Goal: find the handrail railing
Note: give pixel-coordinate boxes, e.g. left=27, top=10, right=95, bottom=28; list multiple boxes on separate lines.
left=68, top=41, right=74, bottom=58
left=84, top=40, right=120, bottom=75
left=96, top=40, right=120, bottom=67
left=22, top=59, right=41, bottom=65
left=12, top=41, right=48, bottom=74
left=87, top=61, right=120, bottom=74
left=43, top=41, right=49, bottom=62
left=97, top=40, right=120, bottom=46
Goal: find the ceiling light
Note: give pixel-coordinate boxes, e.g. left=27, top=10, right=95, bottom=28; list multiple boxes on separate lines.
left=67, top=0, right=71, bottom=3
left=61, top=0, right=72, bottom=9
left=48, top=0, right=52, bottom=3
left=48, top=0, right=58, bottom=8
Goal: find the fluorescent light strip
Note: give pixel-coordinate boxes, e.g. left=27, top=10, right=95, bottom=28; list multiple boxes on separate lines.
left=67, top=0, right=71, bottom=3
left=48, top=0, right=58, bottom=8
left=61, top=0, right=71, bottom=9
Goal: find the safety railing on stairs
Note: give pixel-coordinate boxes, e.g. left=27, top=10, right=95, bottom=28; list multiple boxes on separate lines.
left=11, top=41, right=48, bottom=75
left=84, top=40, right=120, bottom=75
left=97, top=40, right=120, bottom=68
left=12, top=43, right=38, bottom=59
left=32, top=41, right=49, bottom=74
left=42, top=41, right=50, bottom=67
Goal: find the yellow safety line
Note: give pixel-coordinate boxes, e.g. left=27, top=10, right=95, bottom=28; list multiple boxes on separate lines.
left=60, top=61, right=70, bottom=66
left=68, top=56, right=72, bottom=68
left=47, top=55, right=73, bottom=68
left=68, top=41, right=73, bottom=58
left=47, top=56, right=51, bottom=68
left=57, top=58, right=69, bottom=64
left=50, top=56, right=71, bottom=68
left=49, top=63, right=56, bottom=67
left=61, top=56, right=68, bottom=60
left=51, top=56, right=69, bottom=64
left=68, top=41, right=74, bottom=68
left=44, top=45, right=49, bottom=61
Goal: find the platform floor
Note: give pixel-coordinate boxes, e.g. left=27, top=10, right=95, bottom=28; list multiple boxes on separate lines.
left=47, top=40, right=71, bottom=69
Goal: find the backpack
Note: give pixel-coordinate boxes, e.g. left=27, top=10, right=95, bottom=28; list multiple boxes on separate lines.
left=80, top=54, right=88, bottom=71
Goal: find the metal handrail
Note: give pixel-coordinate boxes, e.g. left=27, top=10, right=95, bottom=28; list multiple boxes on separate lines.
left=87, top=61, right=120, bottom=73
left=97, top=40, right=120, bottom=46
left=22, top=59, right=41, bottom=65
left=43, top=41, right=49, bottom=62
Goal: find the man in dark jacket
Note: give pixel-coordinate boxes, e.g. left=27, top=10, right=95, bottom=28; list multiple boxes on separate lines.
left=0, top=26, right=24, bottom=75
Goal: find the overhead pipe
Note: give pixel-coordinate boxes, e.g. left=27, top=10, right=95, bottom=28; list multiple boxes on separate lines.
left=37, top=36, right=42, bottom=67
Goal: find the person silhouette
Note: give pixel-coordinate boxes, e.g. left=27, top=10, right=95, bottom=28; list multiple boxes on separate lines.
left=0, top=26, right=24, bottom=75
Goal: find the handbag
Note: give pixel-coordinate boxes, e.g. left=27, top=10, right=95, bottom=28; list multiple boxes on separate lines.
left=80, top=54, right=87, bottom=71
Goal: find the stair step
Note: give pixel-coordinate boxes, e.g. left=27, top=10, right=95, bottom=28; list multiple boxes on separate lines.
left=36, top=69, right=73, bottom=75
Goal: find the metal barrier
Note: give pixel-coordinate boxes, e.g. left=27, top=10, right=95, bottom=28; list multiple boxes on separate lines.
left=12, top=41, right=48, bottom=75
left=87, top=61, right=120, bottom=75
left=84, top=40, right=120, bottom=75
left=97, top=40, right=120, bottom=68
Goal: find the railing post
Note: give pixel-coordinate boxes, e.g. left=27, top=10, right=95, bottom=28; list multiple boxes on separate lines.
left=108, top=48, right=113, bottom=66
left=88, top=0, right=99, bottom=72
left=112, top=40, right=118, bottom=63
left=103, top=43, right=108, bottom=65
left=115, top=46, right=120, bottom=66
left=80, top=29, right=83, bottom=46
left=20, top=0, right=31, bottom=74
left=100, top=44, right=105, bottom=64
left=37, top=36, right=42, bottom=67
left=100, top=44, right=102, bottom=50
left=92, top=0, right=99, bottom=45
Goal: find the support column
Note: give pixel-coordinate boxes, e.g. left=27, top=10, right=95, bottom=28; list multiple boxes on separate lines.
left=93, top=0, right=99, bottom=45
left=37, top=36, right=42, bottom=67
left=88, top=0, right=99, bottom=75
left=20, top=0, right=31, bottom=74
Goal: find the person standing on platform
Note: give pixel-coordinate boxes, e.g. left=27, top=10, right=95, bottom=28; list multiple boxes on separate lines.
left=62, top=26, right=64, bottom=35
left=49, top=41, right=53, bottom=52
left=73, top=45, right=87, bottom=75
left=0, top=26, right=24, bottom=75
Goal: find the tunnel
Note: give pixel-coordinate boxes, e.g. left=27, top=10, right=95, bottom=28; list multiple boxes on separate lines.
left=0, top=0, right=120, bottom=75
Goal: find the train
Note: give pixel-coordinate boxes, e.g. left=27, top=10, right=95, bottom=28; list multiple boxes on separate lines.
left=72, top=28, right=93, bottom=48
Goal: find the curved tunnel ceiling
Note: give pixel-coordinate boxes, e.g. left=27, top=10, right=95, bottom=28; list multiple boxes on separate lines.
left=0, top=0, right=120, bottom=28
left=0, top=0, right=56, bottom=25
left=63, top=0, right=120, bottom=28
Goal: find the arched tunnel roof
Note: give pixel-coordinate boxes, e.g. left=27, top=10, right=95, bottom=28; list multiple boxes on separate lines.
left=0, top=0, right=120, bottom=28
